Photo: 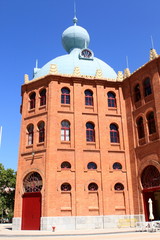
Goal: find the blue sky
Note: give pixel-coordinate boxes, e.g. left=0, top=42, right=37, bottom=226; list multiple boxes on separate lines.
left=0, top=0, right=160, bottom=170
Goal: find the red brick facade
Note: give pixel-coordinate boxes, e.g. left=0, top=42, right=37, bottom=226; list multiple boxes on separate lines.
left=13, top=51, right=160, bottom=230
left=122, top=56, right=160, bottom=221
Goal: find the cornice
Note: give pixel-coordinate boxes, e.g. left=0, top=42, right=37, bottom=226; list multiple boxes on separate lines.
left=123, top=55, right=160, bottom=81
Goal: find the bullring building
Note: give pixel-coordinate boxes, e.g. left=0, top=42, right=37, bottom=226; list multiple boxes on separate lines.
left=13, top=15, right=160, bottom=230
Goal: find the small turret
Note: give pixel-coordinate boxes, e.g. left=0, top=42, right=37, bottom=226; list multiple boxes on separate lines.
left=150, top=48, right=158, bottom=61
left=116, top=71, right=123, bottom=82
left=123, top=68, right=131, bottom=78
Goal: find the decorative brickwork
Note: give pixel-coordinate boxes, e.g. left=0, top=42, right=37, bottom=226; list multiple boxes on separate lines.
left=13, top=19, right=160, bottom=229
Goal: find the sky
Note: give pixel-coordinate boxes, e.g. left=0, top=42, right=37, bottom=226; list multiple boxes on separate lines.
left=0, top=0, right=160, bottom=171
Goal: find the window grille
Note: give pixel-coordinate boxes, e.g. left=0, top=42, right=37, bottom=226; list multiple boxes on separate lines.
left=23, top=172, right=42, bottom=193
left=141, top=165, right=160, bottom=189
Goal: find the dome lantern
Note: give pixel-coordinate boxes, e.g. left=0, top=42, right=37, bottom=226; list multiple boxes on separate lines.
left=62, top=18, right=90, bottom=53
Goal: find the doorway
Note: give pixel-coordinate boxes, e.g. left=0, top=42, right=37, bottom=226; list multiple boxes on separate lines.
left=22, top=192, right=41, bottom=230
left=143, top=189, right=160, bottom=221
left=141, top=165, right=160, bottom=221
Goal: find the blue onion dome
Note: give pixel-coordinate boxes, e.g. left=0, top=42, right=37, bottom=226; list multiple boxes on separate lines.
left=33, top=18, right=117, bottom=80
left=62, top=17, right=90, bottom=53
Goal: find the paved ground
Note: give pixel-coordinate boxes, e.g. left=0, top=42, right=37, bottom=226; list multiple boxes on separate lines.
left=0, top=224, right=160, bottom=240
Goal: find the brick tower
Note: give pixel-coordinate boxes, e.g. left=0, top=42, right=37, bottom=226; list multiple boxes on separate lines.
left=13, top=16, right=160, bottom=230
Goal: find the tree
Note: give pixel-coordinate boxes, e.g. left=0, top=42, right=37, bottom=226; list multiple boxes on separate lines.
left=0, top=163, right=16, bottom=222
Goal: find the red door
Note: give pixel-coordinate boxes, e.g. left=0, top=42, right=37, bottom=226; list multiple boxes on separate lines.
left=22, top=192, right=41, bottom=230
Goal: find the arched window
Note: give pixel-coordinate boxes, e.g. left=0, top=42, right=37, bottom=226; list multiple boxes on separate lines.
left=147, top=112, right=156, bottom=134
left=114, top=183, right=124, bottom=191
left=38, top=121, right=45, bottom=142
left=113, top=162, right=122, bottom=170
left=107, top=92, right=116, bottom=107
left=136, top=117, right=145, bottom=139
left=23, top=172, right=42, bottom=193
left=27, top=124, right=34, bottom=145
left=143, top=78, right=152, bottom=97
left=61, top=183, right=71, bottom=191
left=88, top=183, right=98, bottom=191
left=87, top=162, right=97, bottom=170
left=40, top=89, right=46, bottom=106
left=86, top=122, right=95, bottom=142
left=61, top=162, right=71, bottom=169
left=134, top=84, right=141, bottom=102
left=85, top=90, right=93, bottom=106
left=61, top=120, right=70, bottom=141
left=29, top=92, right=36, bottom=109
left=141, top=165, right=160, bottom=189
left=110, top=124, right=119, bottom=143
left=61, top=88, right=70, bottom=104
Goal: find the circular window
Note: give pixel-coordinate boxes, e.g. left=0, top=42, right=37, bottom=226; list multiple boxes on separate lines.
left=114, top=183, right=124, bottom=191
left=87, top=162, right=97, bottom=170
left=88, top=183, right=98, bottom=191
left=61, top=183, right=71, bottom=191
left=23, top=172, right=42, bottom=193
left=113, top=162, right=122, bottom=170
left=61, top=162, right=71, bottom=169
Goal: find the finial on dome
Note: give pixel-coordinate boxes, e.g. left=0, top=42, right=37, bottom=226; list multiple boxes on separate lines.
left=62, top=1, right=90, bottom=53
left=73, top=1, right=78, bottom=25
left=73, top=16, right=78, bottom=25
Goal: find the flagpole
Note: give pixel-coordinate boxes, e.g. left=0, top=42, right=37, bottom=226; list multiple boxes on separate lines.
left=0, top=126, right=2, bottom=148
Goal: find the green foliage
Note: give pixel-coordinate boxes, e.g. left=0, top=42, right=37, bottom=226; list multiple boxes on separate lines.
left=0, top=163, right=16, bottom=221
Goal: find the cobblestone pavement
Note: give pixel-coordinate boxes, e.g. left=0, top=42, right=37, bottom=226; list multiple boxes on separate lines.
left=1, top=224, right=160, bottom=240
